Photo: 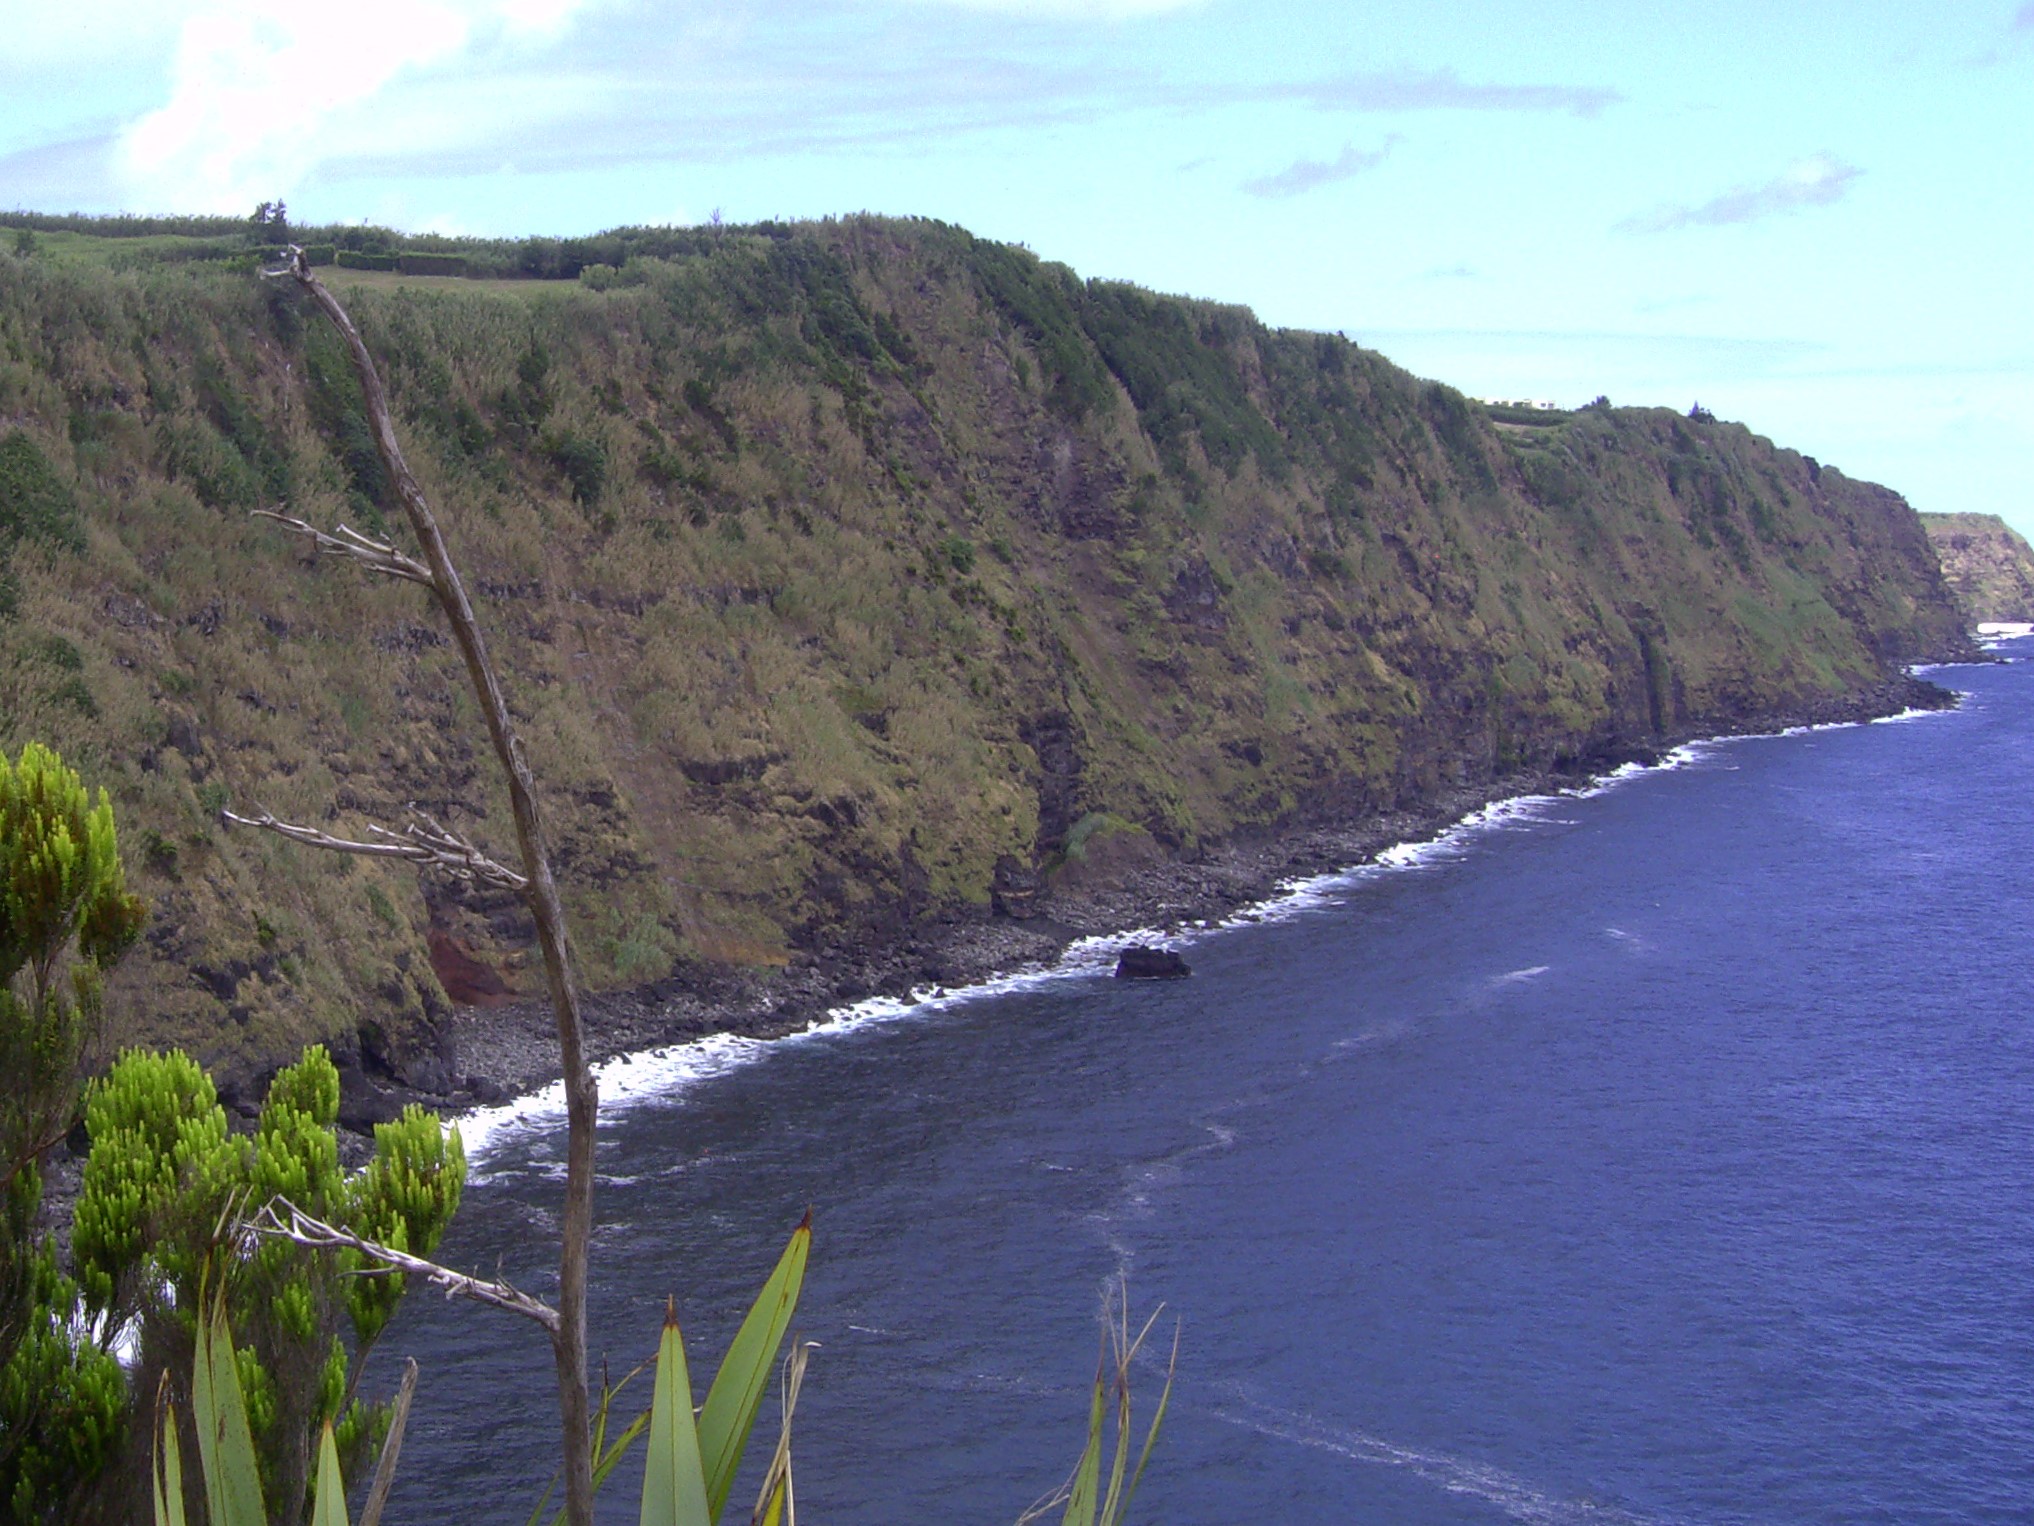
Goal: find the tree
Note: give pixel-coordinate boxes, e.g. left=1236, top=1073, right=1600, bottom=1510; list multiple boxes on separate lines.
left=228, top=248, right=605, bottom=1526
left=0, top=742, right=144, bottom=1522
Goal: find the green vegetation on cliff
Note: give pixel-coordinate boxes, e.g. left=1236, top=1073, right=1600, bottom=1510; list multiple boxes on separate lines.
left=0, top=215, right=1970, bottom=1086
left=1919, top=512, right=2034, bottom=624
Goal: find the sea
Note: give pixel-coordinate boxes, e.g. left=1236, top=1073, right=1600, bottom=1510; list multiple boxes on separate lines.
left=383, top=640, right=2034, bottom=1525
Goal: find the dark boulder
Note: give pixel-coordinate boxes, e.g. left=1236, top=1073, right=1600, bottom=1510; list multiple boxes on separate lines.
left=991, top=854, right=1044, bottom=919
left=1114, top=944, right=1191, bottom=980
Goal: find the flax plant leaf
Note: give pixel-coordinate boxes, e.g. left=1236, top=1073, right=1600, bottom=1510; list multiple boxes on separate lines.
left=699, top=1213, right=811, bottom=1521
left=192, top=1287, right=267, bottom=1526
left=640, top=1300, right=711, bottom=1526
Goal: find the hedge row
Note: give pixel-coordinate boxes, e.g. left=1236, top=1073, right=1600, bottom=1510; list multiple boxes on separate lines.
left=398, top=252, right=465, bottom=277
left=331, top=249, right=465, bottom=276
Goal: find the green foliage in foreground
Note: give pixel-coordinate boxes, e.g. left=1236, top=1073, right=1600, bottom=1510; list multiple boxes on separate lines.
left=149, top=1220, right=812, bottom=1526
left=0, top=742, right=146, bottom=1520
left=1020, top=1292, right=1176, bottom=1526
left=73, top=1045, right=462, bottom=1520
left=0, top=736, right=464, bottom=1522
left=0, top=1221, right=124, bottom=1523
left=0, top=742, right=146, bottom=1186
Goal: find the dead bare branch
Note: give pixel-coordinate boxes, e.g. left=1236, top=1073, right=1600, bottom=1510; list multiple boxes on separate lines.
left=245, top=1198, right=560, bottom=1335
left=222, top=807, right=529, bottom=891
left=277, top=243, right=602, bottom=1526
left=252, top=508, right=433, bottom=585
left=357, top=1357, right=419, bottom=1526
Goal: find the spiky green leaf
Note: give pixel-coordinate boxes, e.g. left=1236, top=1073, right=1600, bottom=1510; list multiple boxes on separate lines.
left=640, top=1302, right=711, bottom=1526
left=192, top=1291, right=267, bottom=1526
left=1061, top=1358, right=1106, bottom=1526
left=311, top=1421, right=350, bottom=1526
left=698, top=1215, right=809, bottom=1521
left=152, top=1395, right=186, bottom=1526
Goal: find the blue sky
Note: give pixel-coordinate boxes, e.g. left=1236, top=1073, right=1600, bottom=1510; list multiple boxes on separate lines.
left=4, top=0, right=2031, bottom=533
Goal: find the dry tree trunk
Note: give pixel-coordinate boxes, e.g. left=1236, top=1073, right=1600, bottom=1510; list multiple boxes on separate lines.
left=258, top=250, right=600, bottom=1526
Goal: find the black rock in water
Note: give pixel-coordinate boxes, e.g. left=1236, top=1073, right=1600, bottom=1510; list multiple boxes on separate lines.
left=1114, top=944, right=1191, bottom=979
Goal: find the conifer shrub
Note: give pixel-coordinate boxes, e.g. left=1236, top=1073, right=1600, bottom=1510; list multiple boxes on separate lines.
left=72, top=1046, right=464, bottom=1517
left=0, top=742, right=145, bottom=1521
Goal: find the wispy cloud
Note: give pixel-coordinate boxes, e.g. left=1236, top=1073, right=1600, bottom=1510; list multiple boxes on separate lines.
left=114, top=0, right=597, bottom=212
left=47, top=2, right=1624, bottom=217
left=904, top=0, right=1207, bottom=16
left=1242, top=138, right=1397, bottom=199
left=1617, top=154, right=1862, bottom=234
left=2018, top=2, right=2034, bottom=30
left=290, top=49, right=1618, bottom=188
left=1267, top=68, right=1619, bottom=118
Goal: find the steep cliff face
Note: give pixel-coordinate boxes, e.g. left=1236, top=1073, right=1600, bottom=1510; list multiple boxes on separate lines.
left=0, top=217, right=1972, bottom=1086
left=1920, top=512, right=2034, bottom=624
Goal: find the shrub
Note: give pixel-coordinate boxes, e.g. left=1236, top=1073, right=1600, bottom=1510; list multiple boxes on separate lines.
left=543, top=428, right=609, bottom=506
left=0, top=434, right=83, bottom=555
left=332, top=250, right=397, bottom=272
left=940, top=535, right=977, bottom=574
left=45, top=676, right=96, bottom=718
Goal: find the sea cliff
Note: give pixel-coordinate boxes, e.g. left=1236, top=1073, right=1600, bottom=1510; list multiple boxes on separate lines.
left=1920, top=512, right=2034, bottom=625
left=0, top=215, right=1974, bottom=1113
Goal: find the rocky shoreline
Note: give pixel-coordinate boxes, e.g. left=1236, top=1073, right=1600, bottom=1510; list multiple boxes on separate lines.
left=24, top=670, right=1965, bottom=1224
left=423, top=671, right=1960, bottom=1125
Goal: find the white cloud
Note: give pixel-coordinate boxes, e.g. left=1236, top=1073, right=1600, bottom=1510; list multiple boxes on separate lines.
left=113, top=0, right=596, bottom=213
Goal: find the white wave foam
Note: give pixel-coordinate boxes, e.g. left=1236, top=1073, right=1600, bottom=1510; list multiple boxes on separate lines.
left=1868, top=705, right=1946, bottom=726
left=1491, top=964, right=1552, bottom=987
left=1214, top=1393, right=1671, bottom=1526
left=458, top=961, right=1120, bottom=1172
left=1329, top=1019, right=1414, bottom=1056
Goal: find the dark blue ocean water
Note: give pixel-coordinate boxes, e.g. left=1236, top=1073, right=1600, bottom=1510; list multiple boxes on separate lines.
left=386, top=646, right=2034, bottom=1525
